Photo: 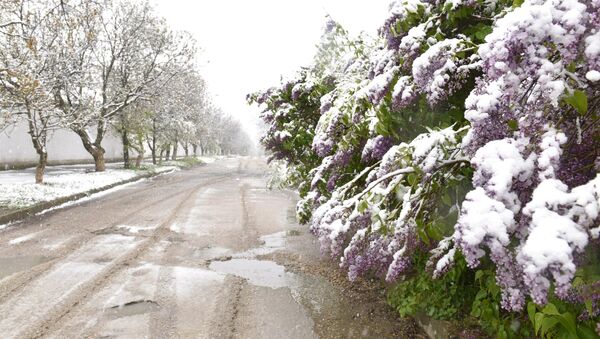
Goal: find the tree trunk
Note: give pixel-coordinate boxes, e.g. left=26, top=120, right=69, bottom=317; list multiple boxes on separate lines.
left=135, top=153, right=143, bottom=167
left=184, top=143, right=189, bottom=157
left=150, top=119, right=157, bottom=165
left=172, top=132, right=178, bottom=160
left=35, top=150, right=47, bottom=184
left=25, top=108, right=49, bottom=184
left=159, top=149, right=165, bottom=164
left=93, top=151, right=106, bottom=172
left=165, top=145, right=171, bottom=161
left=122, top=129, right=130, bottom=169
left=73, top=127, right=106, bottom=172
left=193, top=144, right=198, bottom=156
left=172, top=143, right=178, bottom=160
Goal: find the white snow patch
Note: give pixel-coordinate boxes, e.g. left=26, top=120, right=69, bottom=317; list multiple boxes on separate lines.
left=36, top=179, right=147, bottom=216
left=8, top=231, right=39, bottom=245
left=586, top=70, right=600, bottom=82
left=117, top=225, right=157, bottom=234
left=0, top=162, right=175, bottom=209
left=169, top=223, right=182, bottom=233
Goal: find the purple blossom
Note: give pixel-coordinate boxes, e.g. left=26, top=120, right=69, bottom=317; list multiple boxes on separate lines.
left=362, top=135, right=394, bottom=162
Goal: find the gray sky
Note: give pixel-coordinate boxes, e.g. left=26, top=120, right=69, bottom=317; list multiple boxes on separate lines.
left=152, top=0, right=390, bottom=142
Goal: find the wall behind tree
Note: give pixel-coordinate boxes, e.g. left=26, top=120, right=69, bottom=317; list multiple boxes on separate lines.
left=0, top=122, right=123, bottom=169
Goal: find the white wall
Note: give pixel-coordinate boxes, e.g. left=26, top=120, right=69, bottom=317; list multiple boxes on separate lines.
left=0, top=122, right=123, bottom=168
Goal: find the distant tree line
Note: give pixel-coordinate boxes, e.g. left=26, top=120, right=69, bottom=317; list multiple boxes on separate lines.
left=0, top=0, right=251, bottom=183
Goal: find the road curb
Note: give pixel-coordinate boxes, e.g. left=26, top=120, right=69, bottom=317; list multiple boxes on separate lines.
left=0, top=170, right=170, bottom=227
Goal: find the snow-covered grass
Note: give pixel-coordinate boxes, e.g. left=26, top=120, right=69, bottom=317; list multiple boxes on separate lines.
left=0, top=158, right=211, bottom=209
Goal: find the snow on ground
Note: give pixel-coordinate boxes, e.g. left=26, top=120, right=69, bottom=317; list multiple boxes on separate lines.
left=0, top=161, right=189, bottom=209
left=8, top=231, right=40, bottom=245
left=35, top=179, right=149, bottom=217
left=117, top=225, right=158, bottom=234
left=197, top=156, right=217, bottom=164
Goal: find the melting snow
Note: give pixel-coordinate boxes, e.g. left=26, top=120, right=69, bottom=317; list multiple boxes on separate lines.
left=8, top=232, right=39, bottom=245
left=0, top=163, right=174, bottom=209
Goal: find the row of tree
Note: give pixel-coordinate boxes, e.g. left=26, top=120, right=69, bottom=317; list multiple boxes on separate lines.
left=0, top=0, right=250, bottom=183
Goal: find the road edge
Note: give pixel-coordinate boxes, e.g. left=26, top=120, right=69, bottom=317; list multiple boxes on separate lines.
left=0, top=164, right=201, bottom=227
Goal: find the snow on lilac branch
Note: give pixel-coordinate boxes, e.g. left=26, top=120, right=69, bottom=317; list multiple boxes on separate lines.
left=252, top=0, right=600, bottom=319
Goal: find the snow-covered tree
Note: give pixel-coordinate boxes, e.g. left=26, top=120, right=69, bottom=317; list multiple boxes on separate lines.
left=0, top=0, right=92, bottom=183
left=54, top=0, right=196, bottom=171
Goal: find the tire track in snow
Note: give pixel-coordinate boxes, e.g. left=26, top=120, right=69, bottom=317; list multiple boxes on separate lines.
left=148, top=264, right=178, bottom=338
left=11, top=175, right=234, bottom=339
left=0, top=174, right=228, bottom=305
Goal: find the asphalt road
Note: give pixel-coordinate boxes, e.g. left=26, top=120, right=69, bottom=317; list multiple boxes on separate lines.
left=0, top=157, right=422, bottom=339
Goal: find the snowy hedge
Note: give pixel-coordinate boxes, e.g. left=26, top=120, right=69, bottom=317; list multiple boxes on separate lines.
left=250, top=0, right=599, bottom=336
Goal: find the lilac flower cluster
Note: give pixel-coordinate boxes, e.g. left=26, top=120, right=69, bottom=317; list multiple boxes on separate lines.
left=378, top=0, right=429, bottom=50
left=441, top=0, right=600, bottom=311
left=251, top=0, right=600, bottom=326
left=391, top=76, right=417, bottom=110
left=361, top=135, right=394, bottom=162
left=412, top=39, right=470, bottom=106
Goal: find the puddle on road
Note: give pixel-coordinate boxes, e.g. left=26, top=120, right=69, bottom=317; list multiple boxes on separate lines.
left=232, top=231, right=287, bottom=258
left=106, top=300, right=160, bottom=318
left=193, top=246, right=232, bottom=260
left=117, top=225, right=157, bottom=234
left=209, top=259, right=295, bottom=289
left=0, top=255, right=51, bottom=280
left=208, top=257, right=368, bottom=335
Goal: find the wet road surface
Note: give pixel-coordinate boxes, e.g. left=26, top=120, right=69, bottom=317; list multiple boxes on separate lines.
left=0, top=157, right=422, bottom=338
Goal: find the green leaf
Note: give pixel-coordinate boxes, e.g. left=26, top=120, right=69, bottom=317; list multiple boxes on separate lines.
left=541, top=316, right=560, bottom=335
left=542, top=303, right=560, bottom=316
left=585, top=299, right=593, bottom=316
left=475, top=290, right=487, bottom=301
left=534, top=313, right=544, bottom=335
left=577, top=325, right=600, bottom=339
left=556, top=313, right=577, bottom=337
left=357, top=200, right=368, bottom=214
left=417, top=227, right=430, bottom=245
left=474, top=25, right=493, bottom=40
left=507, top=119, right=519, bottom=131
left=407, top=173, right=418, bottom=186
left=564, top=90, right=588, bottom=115
left=441, top=192, right=452, bottom=206
left=527, top=302, right=537, bottom=323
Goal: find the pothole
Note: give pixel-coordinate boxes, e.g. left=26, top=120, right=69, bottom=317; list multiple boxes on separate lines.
left=106, top=300, right=160, bottom=318
left=0, top=255, right=51, bottom=280
left=209, top=259, right=295, bottom=289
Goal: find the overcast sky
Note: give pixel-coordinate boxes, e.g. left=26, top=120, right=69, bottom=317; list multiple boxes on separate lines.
left=152, top=0, right=391, bottom=142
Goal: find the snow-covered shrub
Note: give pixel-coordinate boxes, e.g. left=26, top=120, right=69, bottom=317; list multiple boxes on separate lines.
left=251, top=0, right=600, bottom=335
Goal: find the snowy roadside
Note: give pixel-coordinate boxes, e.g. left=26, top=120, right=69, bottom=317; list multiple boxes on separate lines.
left=0, top=157, right=210, bottom=226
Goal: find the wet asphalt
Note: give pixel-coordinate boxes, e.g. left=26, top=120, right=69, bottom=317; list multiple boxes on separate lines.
left=0, top=157, right=422, bottom=339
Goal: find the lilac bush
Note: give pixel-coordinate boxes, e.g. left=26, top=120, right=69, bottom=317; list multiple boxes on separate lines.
left=251, top=0, right=600, bottom=332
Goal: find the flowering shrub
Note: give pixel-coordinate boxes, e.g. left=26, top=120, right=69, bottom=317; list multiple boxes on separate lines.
left=250, top=0, right=600, bottom=335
